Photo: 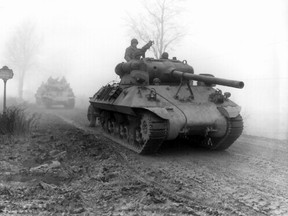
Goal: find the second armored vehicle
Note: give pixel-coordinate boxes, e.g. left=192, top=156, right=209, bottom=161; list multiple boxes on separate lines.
left=35, top=77, right=75, bottom=109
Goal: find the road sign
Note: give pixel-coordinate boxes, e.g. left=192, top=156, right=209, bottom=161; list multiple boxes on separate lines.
left=0, top=66, right=14, bottom=81
left=0, top=66, right=13, bottom=114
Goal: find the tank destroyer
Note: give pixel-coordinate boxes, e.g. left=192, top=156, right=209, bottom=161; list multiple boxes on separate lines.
left=35, top=77, right=75, bottom=109
left=88, top=58, right=244, bottom=154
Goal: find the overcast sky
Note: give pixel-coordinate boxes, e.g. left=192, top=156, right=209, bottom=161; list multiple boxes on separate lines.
left=0, top=0, right=287, bottom=139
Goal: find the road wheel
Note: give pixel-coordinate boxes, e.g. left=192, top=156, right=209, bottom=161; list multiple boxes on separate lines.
left=87, top=105, right=97, bottom=127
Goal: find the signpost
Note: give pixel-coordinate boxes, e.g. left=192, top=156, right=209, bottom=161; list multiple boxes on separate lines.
left=0, top=66, right=14, bottom=114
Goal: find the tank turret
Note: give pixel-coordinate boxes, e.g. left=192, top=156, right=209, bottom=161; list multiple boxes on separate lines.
left=89, top=58, right=244, bottom=154
left=115, top=59, right=244, bottom=89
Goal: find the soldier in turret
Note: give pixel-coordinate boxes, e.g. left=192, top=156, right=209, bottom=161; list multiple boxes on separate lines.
left=124, top=38, right=154, bottom=62
left=124, top=38, right=139, bottom=62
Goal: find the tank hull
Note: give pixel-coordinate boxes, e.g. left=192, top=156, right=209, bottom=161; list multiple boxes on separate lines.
left=89, top=84, right=243, bottom=153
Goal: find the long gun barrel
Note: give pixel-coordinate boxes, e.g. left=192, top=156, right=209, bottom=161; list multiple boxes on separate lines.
left=171, top=70, right=244, bottom=89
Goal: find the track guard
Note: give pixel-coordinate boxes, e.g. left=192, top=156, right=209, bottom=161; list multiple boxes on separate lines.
left=217, top=106, right=241, bottom=118
left=142, top=107, right=170, bottom=120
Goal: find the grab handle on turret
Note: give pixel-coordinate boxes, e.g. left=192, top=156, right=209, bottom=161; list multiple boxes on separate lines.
left=171, top=70, right=244, bottom=89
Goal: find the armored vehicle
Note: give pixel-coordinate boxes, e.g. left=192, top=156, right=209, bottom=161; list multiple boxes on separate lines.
left=35, top=77, right=75, bottom=109
left=88, top=58, right=244, bottom=154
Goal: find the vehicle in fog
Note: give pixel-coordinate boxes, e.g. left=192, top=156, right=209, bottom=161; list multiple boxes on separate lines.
left=88, top=58, right=244, bottom=154
left=35, top=77, right=75, bottom=109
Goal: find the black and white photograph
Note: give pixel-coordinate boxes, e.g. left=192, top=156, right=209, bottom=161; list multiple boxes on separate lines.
left=0, top=0, right=287, bottom=215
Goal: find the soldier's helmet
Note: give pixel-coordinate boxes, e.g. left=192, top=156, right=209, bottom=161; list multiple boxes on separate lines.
left=161, top=52, right=169, bottom=59
left=131, top=38, right=138, bottom=45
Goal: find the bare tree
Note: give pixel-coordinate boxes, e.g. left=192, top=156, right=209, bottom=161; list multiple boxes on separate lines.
left=126, top=0, right=186, bottom=59
left=5, top=21, right=41, bottom=99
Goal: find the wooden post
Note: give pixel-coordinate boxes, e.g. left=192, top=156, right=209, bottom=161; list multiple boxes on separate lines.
left=3, top=80, right=7, bottom=114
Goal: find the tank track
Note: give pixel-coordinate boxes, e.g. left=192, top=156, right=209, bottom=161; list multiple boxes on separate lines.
left=202, top=115, right=243, bottom=150
left=100, top=111, right=168, bottom=154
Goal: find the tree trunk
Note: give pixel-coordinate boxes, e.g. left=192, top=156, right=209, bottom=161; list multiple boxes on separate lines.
left=18, top=71, right=25, bottom=99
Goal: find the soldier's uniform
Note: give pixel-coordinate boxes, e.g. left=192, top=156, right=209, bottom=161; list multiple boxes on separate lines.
left=124, top=46, right=139, bottom=62
left=124, top=38, right=153, bottom=62
left=124, top=38, right=139, bottom=62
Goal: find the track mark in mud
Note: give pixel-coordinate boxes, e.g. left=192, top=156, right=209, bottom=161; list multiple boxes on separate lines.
left=231, top=151, right=288, bottom=178
left=150, top=155, right=288, bottom=216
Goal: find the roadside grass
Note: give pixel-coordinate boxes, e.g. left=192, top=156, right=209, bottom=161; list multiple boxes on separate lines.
left=0, top=106, right=40, bottom=136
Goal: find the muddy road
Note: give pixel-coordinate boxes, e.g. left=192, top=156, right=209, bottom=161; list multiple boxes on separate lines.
left=1, top=106, right=287, bottom=215
left=47, top=107, right=288, bottom=216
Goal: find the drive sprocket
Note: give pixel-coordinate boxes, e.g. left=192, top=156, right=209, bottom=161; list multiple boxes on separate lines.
left=201, top=115, right=243, bottom=150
